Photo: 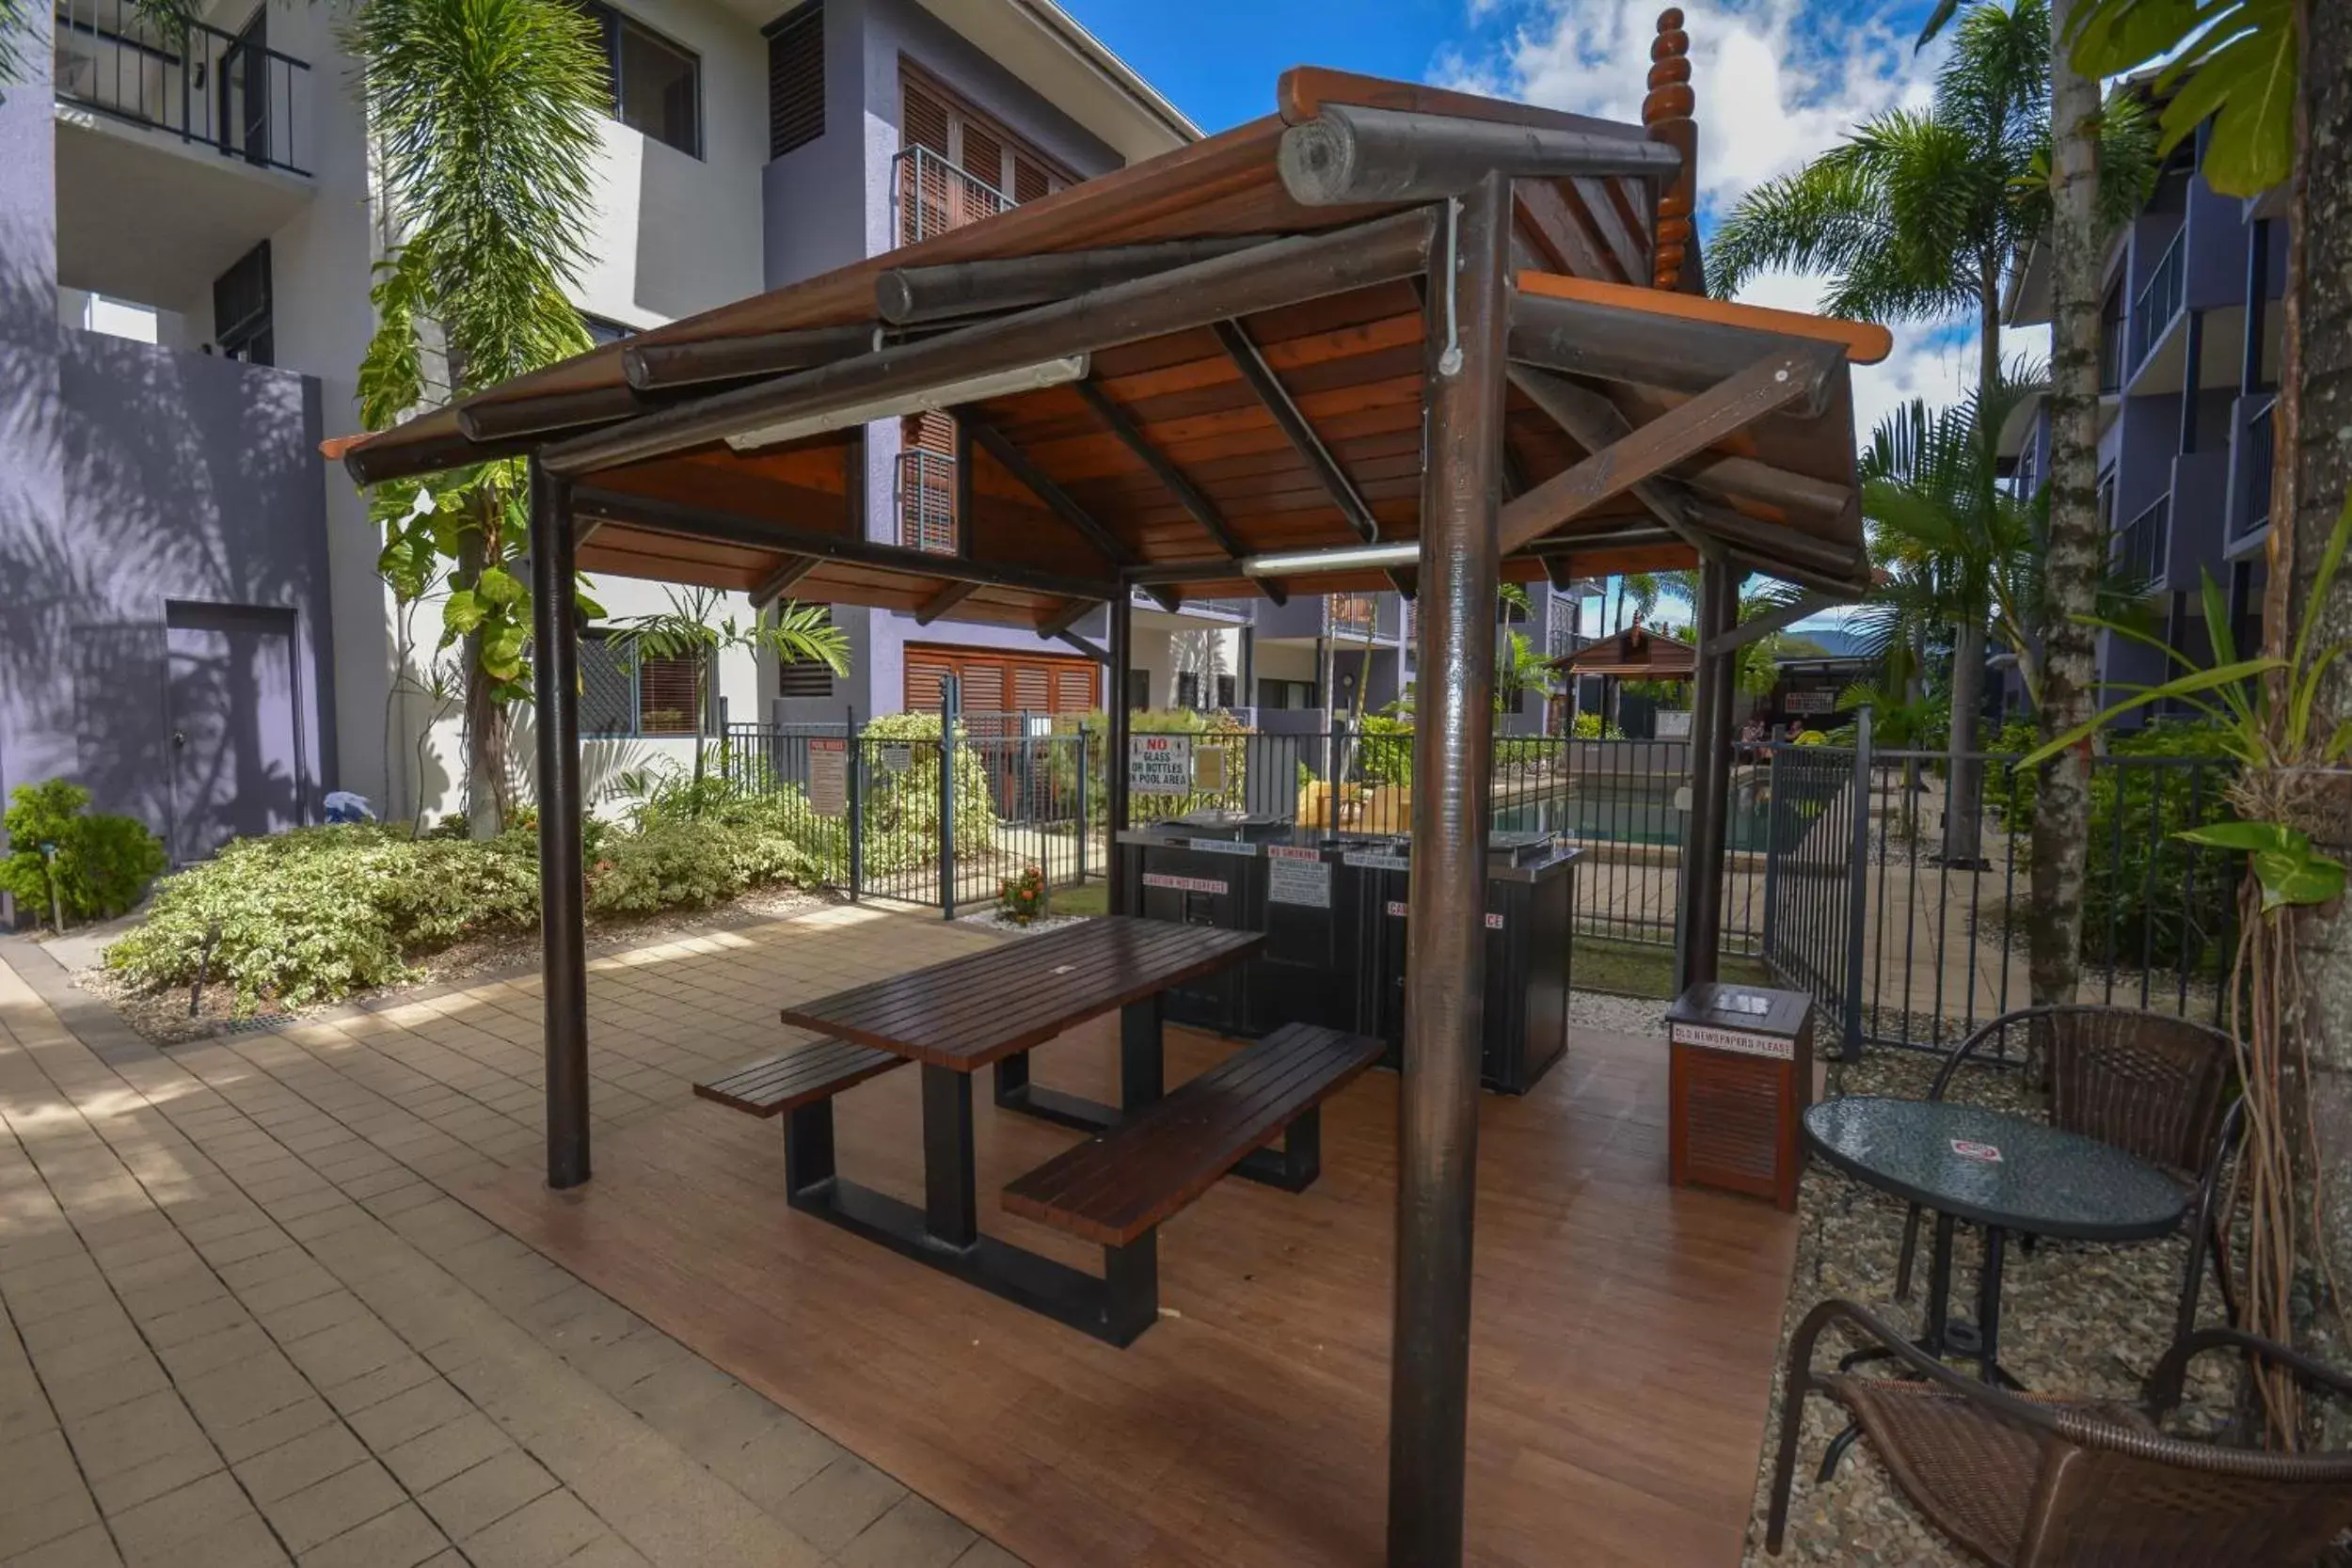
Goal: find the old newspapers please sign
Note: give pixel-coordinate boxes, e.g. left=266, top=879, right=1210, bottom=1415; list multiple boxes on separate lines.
left=1667, top=1021, right=1795, bottom=1061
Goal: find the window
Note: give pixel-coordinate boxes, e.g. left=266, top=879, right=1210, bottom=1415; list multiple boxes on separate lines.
left=1215, top=674, right=1236, bottom=709
left=213, top=242, right=272, bottom=365
left=580, top=632, right=707, bottom=736
left=766, top=1, right=823, bottom=160
left=1124, top=669, right=1149, bottom=710
left=581, top=312, right=637, bottom=346
left=776, top=609, right=834, bottom=698
left=897, top=62, right=1073, bottom=245
left=575, top=2, right=701, bottom=158
left=1175, top=671, right=1200, bottom=709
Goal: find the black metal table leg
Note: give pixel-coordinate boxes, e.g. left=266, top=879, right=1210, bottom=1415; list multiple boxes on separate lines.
left=1921, top=1212, right=1957, bottom=1354
left=1120, top=993, right=1164, bottom=1113
left=921, top=1064, right=977, bottom=1250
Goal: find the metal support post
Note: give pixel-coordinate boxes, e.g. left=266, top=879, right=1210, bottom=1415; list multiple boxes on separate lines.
left=845, top=703, right=863, bottom=900
left=528, top=458, right=591, bottom=1190
left=1841, top=706, right=1873, bottom=1060
left=939, top=674, right=959, bottom=919
left=1108, top=595, right=1133, bottom=915
left=1075, top=723, right=1089, bottom=888
left=1388, top=173, right=1509, bottom=1568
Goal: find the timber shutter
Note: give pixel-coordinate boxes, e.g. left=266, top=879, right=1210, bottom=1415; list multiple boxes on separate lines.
left=904, top=646, right=1098, bottom=718
left=766, top=3, right=824, bottom=160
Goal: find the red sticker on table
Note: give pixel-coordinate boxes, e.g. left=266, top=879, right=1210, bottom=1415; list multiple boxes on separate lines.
left=1950, top=1139, right=2002, bottom=1163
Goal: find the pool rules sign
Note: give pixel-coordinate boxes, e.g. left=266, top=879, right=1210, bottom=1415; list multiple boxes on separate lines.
left=1128, top=735, right=1193, bottom=795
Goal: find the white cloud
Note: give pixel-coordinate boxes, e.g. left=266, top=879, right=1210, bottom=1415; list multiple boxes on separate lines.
left=1436, top=1, right=2021, bottom=435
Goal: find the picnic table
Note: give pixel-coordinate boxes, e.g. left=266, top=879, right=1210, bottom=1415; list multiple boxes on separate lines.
left=707, top=917, right=1380, bottom=1344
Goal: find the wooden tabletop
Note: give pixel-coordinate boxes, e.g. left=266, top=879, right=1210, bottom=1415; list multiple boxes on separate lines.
left=777, top=917, right=1263, bottom=1071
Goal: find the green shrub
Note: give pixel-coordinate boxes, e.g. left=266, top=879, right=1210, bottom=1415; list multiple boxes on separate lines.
left=1983, top=719, right=2237, bottom=973
left=0, top=781, right=167, bottom=925
left=587, top=817, right=813, bottom=914
left=103, top=826, right=539, bottom=1009
left=1571, top=712, right=1625, bottom=740
left=856, top=712, right=999, bottom=873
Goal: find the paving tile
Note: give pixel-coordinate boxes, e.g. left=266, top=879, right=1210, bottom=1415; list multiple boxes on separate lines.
left=415, top=1450, right=557, bottom=1541
left=319, top=1356, right=438, bottom=1418
left=59, top=1390, right=210, bottom=1483
left=1, top=1523, right=122, bottom=1568
left=209, top=1396, right=340, bottom=1465
left=158, top=1321, right=279, bottom=1383
left=295, top=1504, right=449, bottom=1568
left=36, top=1353, right=170, bottom=1423
left=697, top=1415, right=841, bottom=1516
left=552, top=1540, right=651, bottom=1568
left=235, top=1422, right=372, bottom=1506
left=177, top=1352, right=313, bottom=1434
left=376, top=1413, right=512, bottom=1495
left=947, top=1538, right=1028, bottom=1568
left=84, top=1438, right=226, bottom=1517
left=456, top=1490, right=606, bottom=1568
left=282, top=1320, right=410, bottom=1389
left=837, top=1495, right=978, bottom=1568
left=103, top=1472, right=255, bottom=1566
left=346, top=1378, right=469, bottom=1451
left=0, top=1473, right=100, bottom=1560
left=262, top=1460, right=406, bottom=1555
left=255, top=1291, right=372, bottom=1345
left=779, top=1453, right=908, bottom=1558
left=138, top=1295, right=250, bottom=1350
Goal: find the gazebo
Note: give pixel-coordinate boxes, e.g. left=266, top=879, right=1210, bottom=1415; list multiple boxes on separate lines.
left=336, top=24, right=1887, bottom=1563
left=1559, top=621, right=1700, bottom=681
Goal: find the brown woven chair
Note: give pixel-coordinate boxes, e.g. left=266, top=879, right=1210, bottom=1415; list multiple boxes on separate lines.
left=1894, top=1005, right=2242, bottom=1340
left=1766, top=1300, right=2352, bottom=1565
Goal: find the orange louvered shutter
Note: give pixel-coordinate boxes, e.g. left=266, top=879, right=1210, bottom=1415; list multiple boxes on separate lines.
left=1052, top=665, right=1097, bottom=712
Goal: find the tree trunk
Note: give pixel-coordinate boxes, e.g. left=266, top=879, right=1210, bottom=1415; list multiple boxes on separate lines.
left=1944, top=276, right=2005, bottom=867
left=2028, top=0, right=2105, bottom=1007
left=455, top=508, right=508, bottom=840
left=2280, top=0, right=2352, bottom=1438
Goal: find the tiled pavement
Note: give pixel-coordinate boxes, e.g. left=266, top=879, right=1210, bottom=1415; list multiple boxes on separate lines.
left=0, top=905, right=1015, bottom=1568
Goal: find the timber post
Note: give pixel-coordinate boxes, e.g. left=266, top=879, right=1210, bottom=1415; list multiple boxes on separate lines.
left=1675, top=548, right=1740, bottom=993
left=528, top=457, right=592, bottom=1190
left=1387, top=171, right=1510, bottom=1568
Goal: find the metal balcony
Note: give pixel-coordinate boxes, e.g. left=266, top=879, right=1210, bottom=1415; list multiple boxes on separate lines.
left=2129, top=230, right=2185, bottom=378
left=2237, top=396, right=2275, bottom=539
left=893, top=145, right=1010, bottom=247
left=897, top=449, right=956, bottom=554
left=54, top=0, right=310, bottom=176
left=2112, top=496, right=2169, bottom=587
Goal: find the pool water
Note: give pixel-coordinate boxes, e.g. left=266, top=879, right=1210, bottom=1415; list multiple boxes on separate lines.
left=1494, top=782, right=1771, bottom=851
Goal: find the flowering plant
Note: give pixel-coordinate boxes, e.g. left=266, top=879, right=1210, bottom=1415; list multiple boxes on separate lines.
left=998, top=864, right=1046, bottom=926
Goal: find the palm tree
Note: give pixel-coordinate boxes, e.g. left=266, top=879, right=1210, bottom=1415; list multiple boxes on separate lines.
left=609, top=590, right=850, bottom=810
left=350, top=0, right=610, bottom=834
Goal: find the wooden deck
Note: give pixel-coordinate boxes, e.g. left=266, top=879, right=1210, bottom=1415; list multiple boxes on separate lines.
left=467, top=1014, right=1798, bottom=1568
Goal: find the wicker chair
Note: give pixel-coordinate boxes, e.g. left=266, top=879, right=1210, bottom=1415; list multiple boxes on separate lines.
left=1766, top=1299, right=2352, bottom=1565
left=1893, top=1005, right=2242, bottom=1341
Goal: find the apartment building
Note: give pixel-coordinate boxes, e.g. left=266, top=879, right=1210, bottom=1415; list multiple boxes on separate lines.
left=0, top=0, right=1195, bottom=870
left=2000, top=115, right=2283, bottom=705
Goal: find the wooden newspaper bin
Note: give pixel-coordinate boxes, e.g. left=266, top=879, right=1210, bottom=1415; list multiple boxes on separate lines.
left=1665, top=984, right=1818, bottom=1212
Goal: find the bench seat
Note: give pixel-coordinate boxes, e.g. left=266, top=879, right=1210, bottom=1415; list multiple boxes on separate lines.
left=693, top=1038, right=904, bottom=1117
left=1003, top=1022, right=1383, bottom=1247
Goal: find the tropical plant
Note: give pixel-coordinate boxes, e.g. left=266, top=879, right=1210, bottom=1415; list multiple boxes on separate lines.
left=0, top=781, right=167, bottom=926
left=349, top=0, right=611, bottom=835
left=2065, top=0, right=2296, bottom=195
left=607, top=589, right=850, bottom=811
left=1853, top=375, right=2157, bottom=860
left=2019, top=490, right=2352, bottom=1448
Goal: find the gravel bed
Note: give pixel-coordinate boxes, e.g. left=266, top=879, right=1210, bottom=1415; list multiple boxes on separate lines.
left=1569, top=989, right=1667, bottom=1037
left=953, top=910, right=1090, bottom=938
left=1743, top=1047, right=2241, bottom=1565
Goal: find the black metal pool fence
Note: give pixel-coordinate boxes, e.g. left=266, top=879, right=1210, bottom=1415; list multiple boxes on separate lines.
left=714, top=714, right=2241, bottom=1057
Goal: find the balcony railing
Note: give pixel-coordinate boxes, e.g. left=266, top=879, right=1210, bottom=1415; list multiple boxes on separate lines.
left=2237, top=396, right=2276, bottom=539
left=54, top=0, right=310, bottom=176
left=2112, top=496, right=2169, bottom=587
left=1326, top=593, right=1377, bottom=638
left=2098, top=291, right=2126, bottom=394
left=1129, top=590, right=1254, bottom=620
left=897, top=449, right=956, bottom=554
left=2129, top=230, right=2185, bottom=376
left=893, top=145, right=1010, bottom=247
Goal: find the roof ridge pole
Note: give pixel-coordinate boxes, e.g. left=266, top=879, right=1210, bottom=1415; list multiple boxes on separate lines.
left=528, top=457, right=592, bottom=1190
left=1387, top=171, right=1508, bottom=1568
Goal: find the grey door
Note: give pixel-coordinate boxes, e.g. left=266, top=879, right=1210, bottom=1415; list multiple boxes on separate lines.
left=166, top=601, right=303, bottom=863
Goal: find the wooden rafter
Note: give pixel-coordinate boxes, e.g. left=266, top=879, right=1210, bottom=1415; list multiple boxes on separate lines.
left=1069, top=379, right=1285, bottom=605
left=961, top=416, right=1176, bottom=611
left=751, top=556, right=819, bottom=609
left=1211, top=318, right=1379, bottom=544
left=876, top=239, right=1270, bottom=325
left=1036, top=598, right=1098, bottom=639
left=1498, top=345, right=1839, bottom=557
left=571, top=486, right=1121, bottom=602
left=915, top=579, right=980, bottom=626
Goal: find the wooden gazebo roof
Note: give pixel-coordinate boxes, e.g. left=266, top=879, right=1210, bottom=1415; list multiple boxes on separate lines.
left=1558, top=622, right=1698, bottom=679
left=337, top=58, right=1890, bottom=635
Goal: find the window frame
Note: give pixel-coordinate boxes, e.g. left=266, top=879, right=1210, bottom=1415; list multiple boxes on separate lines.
left=580, top=630, right=711, bottom=739
left=576, top=0, right=704, bottom=161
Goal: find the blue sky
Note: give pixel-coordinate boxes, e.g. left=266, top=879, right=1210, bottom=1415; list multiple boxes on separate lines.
left=1063, top=0, right=2011, bottom=451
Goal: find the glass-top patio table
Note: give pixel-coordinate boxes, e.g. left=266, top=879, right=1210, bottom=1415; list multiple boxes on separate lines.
left=1804, top=1096, right=2186, bottom=1387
